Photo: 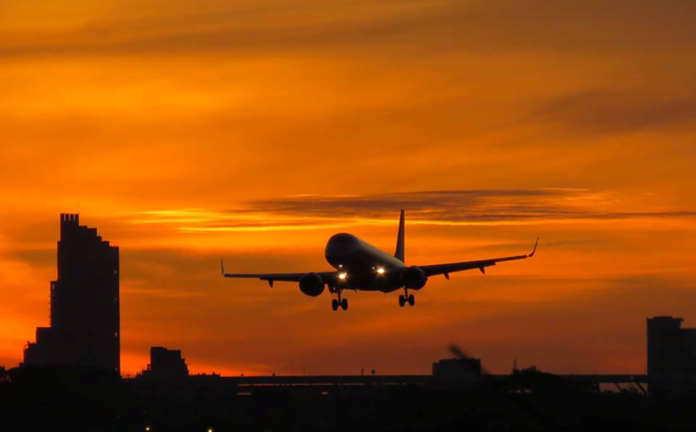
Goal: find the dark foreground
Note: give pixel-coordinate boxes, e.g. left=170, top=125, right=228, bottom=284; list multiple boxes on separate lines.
left=2, top=367, right=696, bottom=432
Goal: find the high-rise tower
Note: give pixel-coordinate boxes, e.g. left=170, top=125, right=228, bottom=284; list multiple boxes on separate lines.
left=647, top=316, right=696, bottom=381
left=23, top=214, right=120, bottom=373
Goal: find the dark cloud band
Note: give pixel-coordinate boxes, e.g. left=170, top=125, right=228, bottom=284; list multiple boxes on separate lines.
left=168, top=189, right=696, bottom=229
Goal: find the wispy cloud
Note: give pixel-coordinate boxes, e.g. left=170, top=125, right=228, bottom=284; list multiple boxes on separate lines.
left=4, top=0, right=695, bottom=59
left=533, top=91, right=696, bottom=136
left=125, top=189, right=696, bottom=232
left=0, top=1, right=449, bottom=59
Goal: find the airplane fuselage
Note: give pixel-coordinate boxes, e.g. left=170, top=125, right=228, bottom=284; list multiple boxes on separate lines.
left=324, top=233, right=406, bottom=293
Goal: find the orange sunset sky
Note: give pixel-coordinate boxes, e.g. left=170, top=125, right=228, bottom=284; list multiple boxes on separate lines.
left=1, top=0, right=695, bottom=377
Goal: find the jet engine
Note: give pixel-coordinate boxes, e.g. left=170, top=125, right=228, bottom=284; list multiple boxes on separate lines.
left=402, top=266, right=427, bottom=290
left=299, top=273, right=325, bottom=297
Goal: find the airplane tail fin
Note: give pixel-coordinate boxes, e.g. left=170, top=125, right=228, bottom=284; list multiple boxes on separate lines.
left=394, top=209, right=405, bottom=263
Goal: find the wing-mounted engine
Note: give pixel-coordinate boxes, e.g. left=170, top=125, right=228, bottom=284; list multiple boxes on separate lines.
left=401, top=266, right=427, bottom=290
left=299, top=273, right=325, bottom=297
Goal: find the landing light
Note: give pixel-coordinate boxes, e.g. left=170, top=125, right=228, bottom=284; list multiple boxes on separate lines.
left=377, top=267, right=385, bottom=275
left=339, top=272, right=348, bottom=280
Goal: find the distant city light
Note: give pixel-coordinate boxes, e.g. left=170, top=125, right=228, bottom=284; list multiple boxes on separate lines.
left=339, top=272, right=347, bottom=280
left=377, top=267, right=385, bottom=275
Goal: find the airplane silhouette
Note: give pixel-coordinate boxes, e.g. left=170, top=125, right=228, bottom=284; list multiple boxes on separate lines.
left=222, top=210, right=538, bottom=311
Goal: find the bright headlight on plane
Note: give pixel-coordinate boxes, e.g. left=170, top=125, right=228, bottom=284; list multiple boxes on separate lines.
left=377, top=267, right=385, bottom=275
left=339, top=272, right=348, bottom=280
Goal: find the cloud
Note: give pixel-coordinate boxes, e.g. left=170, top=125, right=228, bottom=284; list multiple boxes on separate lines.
left=3, top=0, right=695, bottom=59
left=0, top=1, right=452, bottom=59
left=533, top=91, right=696, bottom=136
left=126, top=189, right=696, bottom=232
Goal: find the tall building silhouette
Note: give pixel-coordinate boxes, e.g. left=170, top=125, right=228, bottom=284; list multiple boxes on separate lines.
left=647, top=316, right=696, bottom=380
left=23, top=214, right=120, bottom=373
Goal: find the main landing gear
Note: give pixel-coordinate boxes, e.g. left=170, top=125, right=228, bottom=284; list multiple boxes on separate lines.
left=399, top=290, right=415, bottom=308
left=331, top=290, right=348, bottom=311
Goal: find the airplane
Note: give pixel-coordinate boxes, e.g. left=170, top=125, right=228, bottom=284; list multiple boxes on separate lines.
left=221, top=210, right=538, bottom=311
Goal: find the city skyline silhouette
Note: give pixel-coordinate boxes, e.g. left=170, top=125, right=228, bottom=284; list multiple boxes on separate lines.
left=6, top=212, right=695, bottom=383
left=12, top=212, right=695, bottom=391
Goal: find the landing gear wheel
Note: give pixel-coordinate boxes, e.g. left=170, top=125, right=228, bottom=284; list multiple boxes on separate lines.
left=398, top=295, right=406, bottom=307
left=408, top=294, right=415, bottom=306
left=341, top=298, right=348, bottom=311
left=331, top=299, right=339, bottom=311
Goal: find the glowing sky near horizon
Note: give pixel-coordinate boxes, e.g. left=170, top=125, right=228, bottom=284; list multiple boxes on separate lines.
left=1, top=0, right=696, bottom=376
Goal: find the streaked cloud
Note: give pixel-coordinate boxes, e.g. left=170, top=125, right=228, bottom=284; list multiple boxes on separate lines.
left=534, top=91, right=696, bottom=136
left=3, top=0, right=695, bottom=59
left=124, top=189, right=696, bottom=233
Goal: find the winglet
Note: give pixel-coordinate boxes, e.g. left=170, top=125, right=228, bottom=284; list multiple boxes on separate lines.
left=220, top=258, right=226, bottom=276
left=528, top=237, right=540, bottom=258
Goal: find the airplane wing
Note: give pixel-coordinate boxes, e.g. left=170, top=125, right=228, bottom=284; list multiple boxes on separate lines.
left=419, top=237, right=539, bottom=278
left=220, top=259, right=339, bottom=287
